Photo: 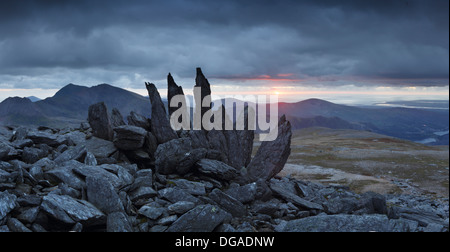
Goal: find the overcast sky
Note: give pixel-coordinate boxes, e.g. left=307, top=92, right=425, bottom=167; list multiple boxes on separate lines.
left=0, top=0, right=448, bottom=103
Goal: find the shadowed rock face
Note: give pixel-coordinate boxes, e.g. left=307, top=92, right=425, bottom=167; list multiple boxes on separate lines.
left=167, top=73, right=185, bottom=118
left=246, top=115, right=292, bottom=182
left=127, top=111, right=151, bottom=131
left=113, top=125, right=147, bottom=151
left=88, top=102, right=114, bottom=141
left=194, top=67, right=212, bottom=129
left=110, top=108, right=125, bottom=128
left=145, top=82, right=178, bottom=144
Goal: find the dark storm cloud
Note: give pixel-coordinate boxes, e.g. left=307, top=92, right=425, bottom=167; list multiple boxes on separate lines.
left=0, top=0, right=448, bottom=89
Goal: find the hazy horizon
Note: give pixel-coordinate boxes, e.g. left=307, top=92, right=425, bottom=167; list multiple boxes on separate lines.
left=1, top=81, right=448, bottom=107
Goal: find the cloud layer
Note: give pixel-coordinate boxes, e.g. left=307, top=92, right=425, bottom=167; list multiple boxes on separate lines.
left=0, top=0, right=448, bottom=90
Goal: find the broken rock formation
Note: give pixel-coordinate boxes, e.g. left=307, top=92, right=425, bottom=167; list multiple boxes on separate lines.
left=1, top=67, right=446, bottom=233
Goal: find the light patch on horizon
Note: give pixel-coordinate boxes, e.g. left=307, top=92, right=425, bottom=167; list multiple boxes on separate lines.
left=0, top=88, right=59, bottom=102
left=207, top=83, right=450, bottom=105
left=1, top=84, right=448, bottom=106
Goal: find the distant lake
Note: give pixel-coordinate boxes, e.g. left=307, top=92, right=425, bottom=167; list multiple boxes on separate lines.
left=416, top=138, right=437, bottom=144
left=434, top=130, right=449, bottom=136
left=415, top=130, right=448, bottom=145
left=374, top=100, right=449, bottom=110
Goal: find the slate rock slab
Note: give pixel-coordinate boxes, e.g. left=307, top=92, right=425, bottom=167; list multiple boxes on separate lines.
left=280, top=214, right=412, bottom=232
left=27, top=131, right=67, bottom=147
left=208, top=189, right=247, bottom=217
left=166, top=204, right=231, bottom=232
left=86, top=176, right=124, bottom=214
left=41, top=194, right=106, bottom=226
left=270, top=179, right=323, bottom=211
left=196, top=159, right=238, bottom=181
left=107, top=211, right=133, bottom=232
left=113, top=125, right=147, bottom=151
left=0, top=191, right=17, bottom=220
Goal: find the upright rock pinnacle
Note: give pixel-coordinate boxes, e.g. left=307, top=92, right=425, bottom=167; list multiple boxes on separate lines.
left=194, top=67, right=212, bottom=129
left=167, top=73, right=185, bottom=117
left=145, top=82, right=178, bottom=144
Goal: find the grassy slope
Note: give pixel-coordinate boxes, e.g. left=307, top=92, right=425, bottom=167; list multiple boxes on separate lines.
left=288, top=127, right=449, bottom=197
left=255, top=127, right=449, bottom=197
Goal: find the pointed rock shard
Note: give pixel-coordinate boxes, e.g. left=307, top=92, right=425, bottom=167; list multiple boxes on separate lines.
left=88, top=102, right=114, bottom=141
left=194, top=68, right=212, bottom=130
left=145, top=82, right=178, bottom=144
left=246, top=115, right=292, bottom=182
left=167, top=73, right=185, bottom=117
left=167, top=73, right=190, bottom=130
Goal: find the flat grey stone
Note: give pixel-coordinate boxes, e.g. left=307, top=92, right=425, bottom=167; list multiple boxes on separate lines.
left=41, top=194, right=106, bottom=226
left=166, top=204, right=231, bottom=232
left=280, top=214, right=412, bottom=232
left=0, top=191, right=17, bottom=220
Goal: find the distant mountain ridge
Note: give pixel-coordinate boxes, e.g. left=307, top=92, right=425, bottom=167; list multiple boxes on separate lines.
left=277, top=98, right=449, bottom=144
left=0, top=83, right=151, bottom=127
left=0, top=97, right=52, bottom=126
left=0, top=84, right=448, bottom=145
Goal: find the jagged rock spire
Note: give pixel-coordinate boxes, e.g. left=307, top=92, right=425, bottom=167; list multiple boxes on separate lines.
left=246, top=114, right=292, bottom=182
left=145, top=82, right=178, bottom=144
left=194, top=67, right=212, bottom=129
left=167, top=73, right=185, bottom=117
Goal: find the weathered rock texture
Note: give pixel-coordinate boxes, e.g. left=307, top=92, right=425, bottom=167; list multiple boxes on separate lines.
left=0, top=68, right=447, bottom=233
left=167, top=73, right=185, bottom=118
left=194, top=67, right=212, bottom=130
left=88, top=102, right=114, bottom=141
left=145, top=82, right=178, bottom=144
left=247, top=115, right=292, bottom=182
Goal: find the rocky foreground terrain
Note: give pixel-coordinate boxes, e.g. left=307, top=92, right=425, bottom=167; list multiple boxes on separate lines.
left=1, top=68, right=449, bottom=232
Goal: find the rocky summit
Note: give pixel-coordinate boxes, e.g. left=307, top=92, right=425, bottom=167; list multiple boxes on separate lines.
left=0, top=68, right=448, bottom=232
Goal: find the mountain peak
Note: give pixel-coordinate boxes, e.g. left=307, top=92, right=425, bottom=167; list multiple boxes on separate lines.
left=0, top=96, right=44, bottom=119
left=301, top=98, right=334, bottom=105
left=1, top=96, right=33, bottom=105
left=94, top=83, right=114, bottom=88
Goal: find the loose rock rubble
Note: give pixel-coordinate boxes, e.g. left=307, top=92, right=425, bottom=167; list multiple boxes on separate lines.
left=0, top=68, right=448, bottom=232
